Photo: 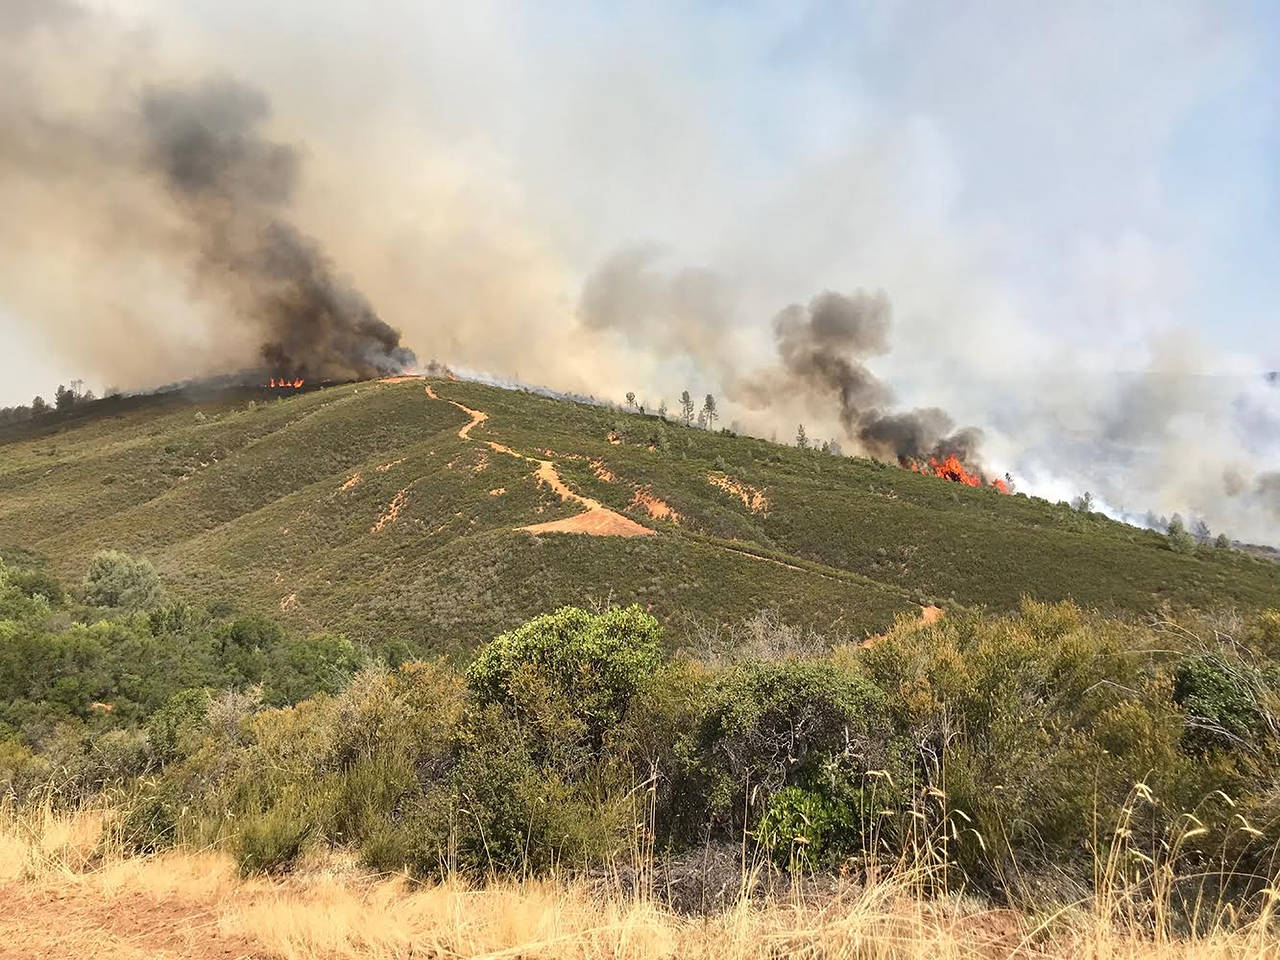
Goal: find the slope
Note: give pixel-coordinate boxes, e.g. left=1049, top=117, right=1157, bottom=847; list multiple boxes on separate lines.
left=1, top=376, right=1277, bottom=655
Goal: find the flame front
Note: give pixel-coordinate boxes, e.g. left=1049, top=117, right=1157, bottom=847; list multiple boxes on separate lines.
left=268, top=377, right=305, bottom=389
left=909, top=454, right=1009, bottom=494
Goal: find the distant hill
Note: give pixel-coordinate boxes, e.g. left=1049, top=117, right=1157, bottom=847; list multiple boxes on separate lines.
left=2, top=376, right=1277, bottom=655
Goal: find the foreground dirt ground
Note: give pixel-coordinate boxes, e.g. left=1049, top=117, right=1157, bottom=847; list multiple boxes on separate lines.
left=0, top=882, right=258, bottom=959
left=4, top=851, right=1279, bottom=960
left=2, top=811, right=1276, bottom=960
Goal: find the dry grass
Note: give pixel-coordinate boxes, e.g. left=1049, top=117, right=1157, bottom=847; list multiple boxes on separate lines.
left=2, top=806, right=1278, bottom=959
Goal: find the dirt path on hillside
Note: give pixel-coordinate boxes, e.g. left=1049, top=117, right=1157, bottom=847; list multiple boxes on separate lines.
left=409, top=379, right=929, bottom=610
left=422, top=382, right=653, bottom=538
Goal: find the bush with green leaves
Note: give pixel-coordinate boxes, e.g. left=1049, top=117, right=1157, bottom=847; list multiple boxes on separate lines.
left=232, top=789, right=319, bottom=875
left=757, top=785, right=852, bottom=869
left=145, top=688, right=211, bottom=764
left=82, top=549, right=162, bottom=610
left=466, top=604, right=662, bottom=756
left=1172, top=652, right=1273, bottom=755
left=668, top=658, right=901, bottom=846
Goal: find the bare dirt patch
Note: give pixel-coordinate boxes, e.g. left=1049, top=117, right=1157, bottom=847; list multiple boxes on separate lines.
left=921, top=604, right=945, bottom=624
left=708, top=472, right=769, bottom=514
left=375, top=458, right=405, bottom=473
left=629, top=487, right=679, bottom=523
left=371, top=487, right=410, bottom=533
left=340, top=473, right=361, bottom=491
left=377, top=375, right=424, bottom=385
left=590, top=459, right=617, bottom=483
left=488, top=488, right=506, bottom=496
left=0, top=884, right=258, bottom=960
left=523, top=508, right=655, bottom=538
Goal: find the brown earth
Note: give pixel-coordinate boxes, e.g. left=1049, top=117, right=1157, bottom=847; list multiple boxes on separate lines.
left=629, top=487, right=679, bottom=523
left=371, top=486, right=410, bottom=533
left=423, top=382, right=653, bottom=539
left=523, top=508, right=655, bottom=537
left=0, top=884, right=259, bottom=960
left=707, top=472, right=769, bottom=514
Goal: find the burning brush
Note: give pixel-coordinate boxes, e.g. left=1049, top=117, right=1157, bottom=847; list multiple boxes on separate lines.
left=909, top=455, right=1010, bottom=494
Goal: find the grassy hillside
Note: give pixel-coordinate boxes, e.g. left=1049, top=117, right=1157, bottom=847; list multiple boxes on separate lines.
left=2, top=376, right=1277, bottom=654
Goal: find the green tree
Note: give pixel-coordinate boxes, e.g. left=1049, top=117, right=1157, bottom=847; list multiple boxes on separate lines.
left=1215, top=532, right=1232, bottom=550
left=796, top=424, right=808, bottom=449
left=30, top=395, right=49, bottom=416
left=83, top=550, right=162, bottom=610
left=625, top=391, right=636, bottom=409
left=1072, top=491, right=1094, bottom=513
left=264, top=633, right=362, bottom=705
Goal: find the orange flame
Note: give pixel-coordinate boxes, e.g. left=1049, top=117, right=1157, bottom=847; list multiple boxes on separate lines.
left=268, top=377, right=305, bottom=389
left=908, top=454, right=1009, bottom=493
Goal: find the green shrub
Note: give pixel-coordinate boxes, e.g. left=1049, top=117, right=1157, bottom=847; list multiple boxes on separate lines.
left=1173, top=653, right=1269, bottom=755
left=757, top=785, right=850, bottom=870
left=82, top=550, right=162, bottom=610
left=467, top=605, right=662, bottom=755
left=263, top=632, right=363, bottom=705
left=672, top=658, right=899, bottom=843
left=116, top=789, right=184, bottom=854
left=233, top=792, right=318, bottom=875
left=145, top=688, right=210, bottom=764
left=5, top=567, right=65, bottom=606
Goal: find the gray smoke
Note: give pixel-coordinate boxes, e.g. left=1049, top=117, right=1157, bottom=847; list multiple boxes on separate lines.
left=0, top=4, right=416, bottom=385
left=580, top=251, right=992, bottom=471
left=138, top=78, right=416, bottom=380
left=763, top=290, right=986, bottom=465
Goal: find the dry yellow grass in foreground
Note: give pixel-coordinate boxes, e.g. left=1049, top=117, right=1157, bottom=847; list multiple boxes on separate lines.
left=2, top=808, right=1278, bottom=960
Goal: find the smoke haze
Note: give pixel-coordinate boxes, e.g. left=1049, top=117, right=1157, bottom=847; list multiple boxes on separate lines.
left=2, top=1, right=1279, bottom=543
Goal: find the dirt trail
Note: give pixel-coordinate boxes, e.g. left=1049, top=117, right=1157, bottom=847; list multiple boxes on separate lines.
left=411, top=380, right=925, bottom=604
left=423, top=382, right=653, bottom=538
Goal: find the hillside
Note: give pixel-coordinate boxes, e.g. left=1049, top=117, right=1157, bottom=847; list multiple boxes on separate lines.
left=2, top=375, right=1277, bottom=655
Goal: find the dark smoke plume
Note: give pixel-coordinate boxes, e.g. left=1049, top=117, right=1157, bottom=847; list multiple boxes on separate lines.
left=578, top=251, right=991, bottom=471
left=139, top=79, right=416, bottom=380
left=762, top=290, right=987, bottom=466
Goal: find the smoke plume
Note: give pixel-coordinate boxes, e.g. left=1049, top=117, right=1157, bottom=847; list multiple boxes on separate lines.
left=138, top=79, right=415, bottom=380
left=582, top=255, right=994, bottom=471
left=0, top=10, right=415, bottom=384
left=761, top=290, right=986, bottom=466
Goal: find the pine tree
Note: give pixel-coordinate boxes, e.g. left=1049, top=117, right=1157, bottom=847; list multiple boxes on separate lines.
left=702, top=394, right=717, bottom=430
left=796, top=424, right=808, bottom=449
left=680, top=390, right=695, bottom=426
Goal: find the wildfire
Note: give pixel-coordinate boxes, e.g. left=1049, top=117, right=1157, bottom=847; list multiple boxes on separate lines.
left=909, top=454, right=1010, bottom=494
left=268, top=377, right=305, bottom=389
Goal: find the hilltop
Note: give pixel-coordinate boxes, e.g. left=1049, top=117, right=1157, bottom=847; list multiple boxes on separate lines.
left=2, top=375, right=1277, bottom=655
